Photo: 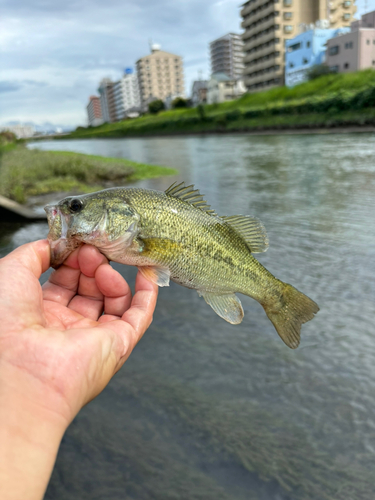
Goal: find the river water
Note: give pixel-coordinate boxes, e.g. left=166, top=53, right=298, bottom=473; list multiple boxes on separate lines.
left=2, top=134, right=375, bottom=499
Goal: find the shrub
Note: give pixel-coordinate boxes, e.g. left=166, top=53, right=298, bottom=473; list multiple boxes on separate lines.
left=148, top=100, right=165, bottom=114
left=172, top=97, right=188, bottom=109
left=307, top=64, right=337, bottom=81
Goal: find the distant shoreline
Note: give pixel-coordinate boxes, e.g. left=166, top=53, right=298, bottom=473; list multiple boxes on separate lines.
left=42, top=125, right=375, bottom=142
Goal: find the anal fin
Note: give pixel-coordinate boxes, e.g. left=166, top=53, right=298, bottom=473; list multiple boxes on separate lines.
left=199, top=291, right=244, bottom=324
left=138, top=266, right=170, bottom=287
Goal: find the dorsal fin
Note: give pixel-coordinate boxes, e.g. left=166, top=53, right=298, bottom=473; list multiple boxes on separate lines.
left=220, top=215, right=269, bottom=253
left=165, top=181, right=217, bottom=216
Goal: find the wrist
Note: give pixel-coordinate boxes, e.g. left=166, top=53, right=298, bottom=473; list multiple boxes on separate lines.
left=0, top=366, right=68, bottom=500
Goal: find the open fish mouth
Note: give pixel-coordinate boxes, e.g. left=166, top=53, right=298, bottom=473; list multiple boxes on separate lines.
left=44, top=204, right=80, bottom=268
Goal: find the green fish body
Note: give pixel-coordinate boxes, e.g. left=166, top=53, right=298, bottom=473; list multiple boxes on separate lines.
left=45, top=182, right=319, bottom=349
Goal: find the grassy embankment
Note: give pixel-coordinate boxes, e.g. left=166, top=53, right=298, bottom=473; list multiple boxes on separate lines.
left=0, top=140, right=176, bottom=204
left=64, top=69, right=375, bottom=139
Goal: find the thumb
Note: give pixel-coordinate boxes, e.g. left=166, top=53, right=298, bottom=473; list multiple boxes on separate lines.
left=0, top=240, right=51, bottom=331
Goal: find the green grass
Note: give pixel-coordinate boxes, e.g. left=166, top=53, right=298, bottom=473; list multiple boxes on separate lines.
left=0, top=146, right=177, bottom=204
left=60, top=69, right=375, bottom=139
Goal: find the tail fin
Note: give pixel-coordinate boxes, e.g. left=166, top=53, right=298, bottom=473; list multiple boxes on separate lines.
left=263, top=283, right=319, bottom=349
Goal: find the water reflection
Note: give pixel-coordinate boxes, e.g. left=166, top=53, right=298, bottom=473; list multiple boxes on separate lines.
left=1, top=133, right=372, bottom=499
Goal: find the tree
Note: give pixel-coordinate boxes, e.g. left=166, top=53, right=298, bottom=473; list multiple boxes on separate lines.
left=172, top=97, right=188, bottom=109
left=307, top=64, right=337, bottom=81
left=148, top=99, right=165, bottom=114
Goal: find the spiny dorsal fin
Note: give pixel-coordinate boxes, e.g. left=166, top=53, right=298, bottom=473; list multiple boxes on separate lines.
left=165, top=181, right=217, bottom=216
left=221, top=215, right=269, bottom=253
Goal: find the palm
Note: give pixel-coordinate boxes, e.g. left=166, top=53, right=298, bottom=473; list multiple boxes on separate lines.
left=0, top=241, right=158, bottom=425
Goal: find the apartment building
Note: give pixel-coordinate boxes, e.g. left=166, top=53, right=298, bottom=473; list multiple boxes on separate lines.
left=241, top=0, right=357, bottom=92
left=210, top=33, right=245, bottom=79
left=86, top=96, right=103, bottom=127
left=136, top=44, right=184, bottom=111
left=329, top=0, right=357, bottom=28
left=112, top=69, right=141, bottom=121
left=326, top=10, right=375, bottom=73
left=98, top=78, right=116, bottom=123
left=285, top=26, right=349, bottom=86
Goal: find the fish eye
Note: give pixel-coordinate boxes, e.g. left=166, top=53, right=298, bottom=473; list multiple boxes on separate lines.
left=68, top=198, right=83, bottom=213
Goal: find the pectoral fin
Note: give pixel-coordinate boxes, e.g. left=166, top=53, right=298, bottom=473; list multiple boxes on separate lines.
left=199, top=291, right=244, bottom=324
left=138, top=266, right=171, bottom=287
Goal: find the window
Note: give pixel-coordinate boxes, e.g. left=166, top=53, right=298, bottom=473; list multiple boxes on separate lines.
left=343, top=13, right=350, bottom=20
left=344, top=62, right=349, bottom=69
left=343, top=0, right=351, bottom=6
left=284, top=25, right=293, bottom=33
left=288, top=42, right=301, bottom=51
left=307, top=41, right=311, bottom=48
left=345, top=41, right=353, bottom=49
left=303, top=58, right=308, bottom=64
left=289, top=62, right=294, bottom=68
left=329, top=45, right=339, bottom=56
left=367, top=39, right=370, bottom=45
left=330, top=65, right=339, bottom=72
left=283, top=0, right=292, bottom=5
left=283, top=12, right=292, bottom=20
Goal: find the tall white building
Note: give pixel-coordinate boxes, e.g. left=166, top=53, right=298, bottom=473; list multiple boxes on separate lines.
left=210, top=33, right=244, bottom=80
left=113, top=69, right=141, bottom=121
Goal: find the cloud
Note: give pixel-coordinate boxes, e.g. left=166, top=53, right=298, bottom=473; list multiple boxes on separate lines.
left=0, top=79, right=48, bottom=93
left=0, top=81, right=22, bottom=92
left=0, top=0, right=242, bottom=126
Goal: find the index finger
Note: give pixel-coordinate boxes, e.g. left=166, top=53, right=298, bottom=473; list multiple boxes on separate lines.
left=42, top=245, right=107, bottom=307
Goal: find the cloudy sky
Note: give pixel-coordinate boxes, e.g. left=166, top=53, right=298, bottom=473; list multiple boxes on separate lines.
left=0, top=0, right=371, bottom=128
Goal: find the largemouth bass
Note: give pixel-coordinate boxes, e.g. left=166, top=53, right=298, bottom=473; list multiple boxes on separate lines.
left=45, top=182, right=319, bottom=349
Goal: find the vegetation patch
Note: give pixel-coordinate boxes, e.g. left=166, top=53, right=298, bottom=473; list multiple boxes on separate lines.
left=0, top=145, right=177, bottom=204
left=59, top=70, right=375, bottom=139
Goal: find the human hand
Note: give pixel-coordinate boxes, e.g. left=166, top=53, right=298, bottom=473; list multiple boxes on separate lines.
left=0, top=240, right=158, bottom=500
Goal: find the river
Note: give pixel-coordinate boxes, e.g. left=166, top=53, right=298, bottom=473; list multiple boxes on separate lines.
left=2, top=133, right=375, bottom=499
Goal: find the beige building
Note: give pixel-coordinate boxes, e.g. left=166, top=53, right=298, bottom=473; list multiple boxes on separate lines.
left=241, top=0, right=357, bottom=92
left=326, top=10, right=375, bottom=73
left=136, top=44, right=184, bottom=111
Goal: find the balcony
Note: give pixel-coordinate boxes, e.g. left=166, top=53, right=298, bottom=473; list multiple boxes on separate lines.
left=244, top=66, right=283, bottom=86
left=240, top=0, right=259, bottom=19
left=243, top=16, right=280, bottom=42
left=243, top=27, right=281, bottom=52
left=242, top=2, right=277, bottom=28
left=244, top=54, right=282, bottom=73
left=244, top=42, right=281, bottom=63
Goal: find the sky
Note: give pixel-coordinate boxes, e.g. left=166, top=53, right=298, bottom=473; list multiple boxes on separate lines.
left=0, top=0, right=372, bottom=129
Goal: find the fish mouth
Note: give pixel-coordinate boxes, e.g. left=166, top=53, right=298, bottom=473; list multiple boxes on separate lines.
left=44, top=204, right=79, bottom=268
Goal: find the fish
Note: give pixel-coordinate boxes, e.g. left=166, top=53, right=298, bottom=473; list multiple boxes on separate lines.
left=45, top=182, right=319, bottom=349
